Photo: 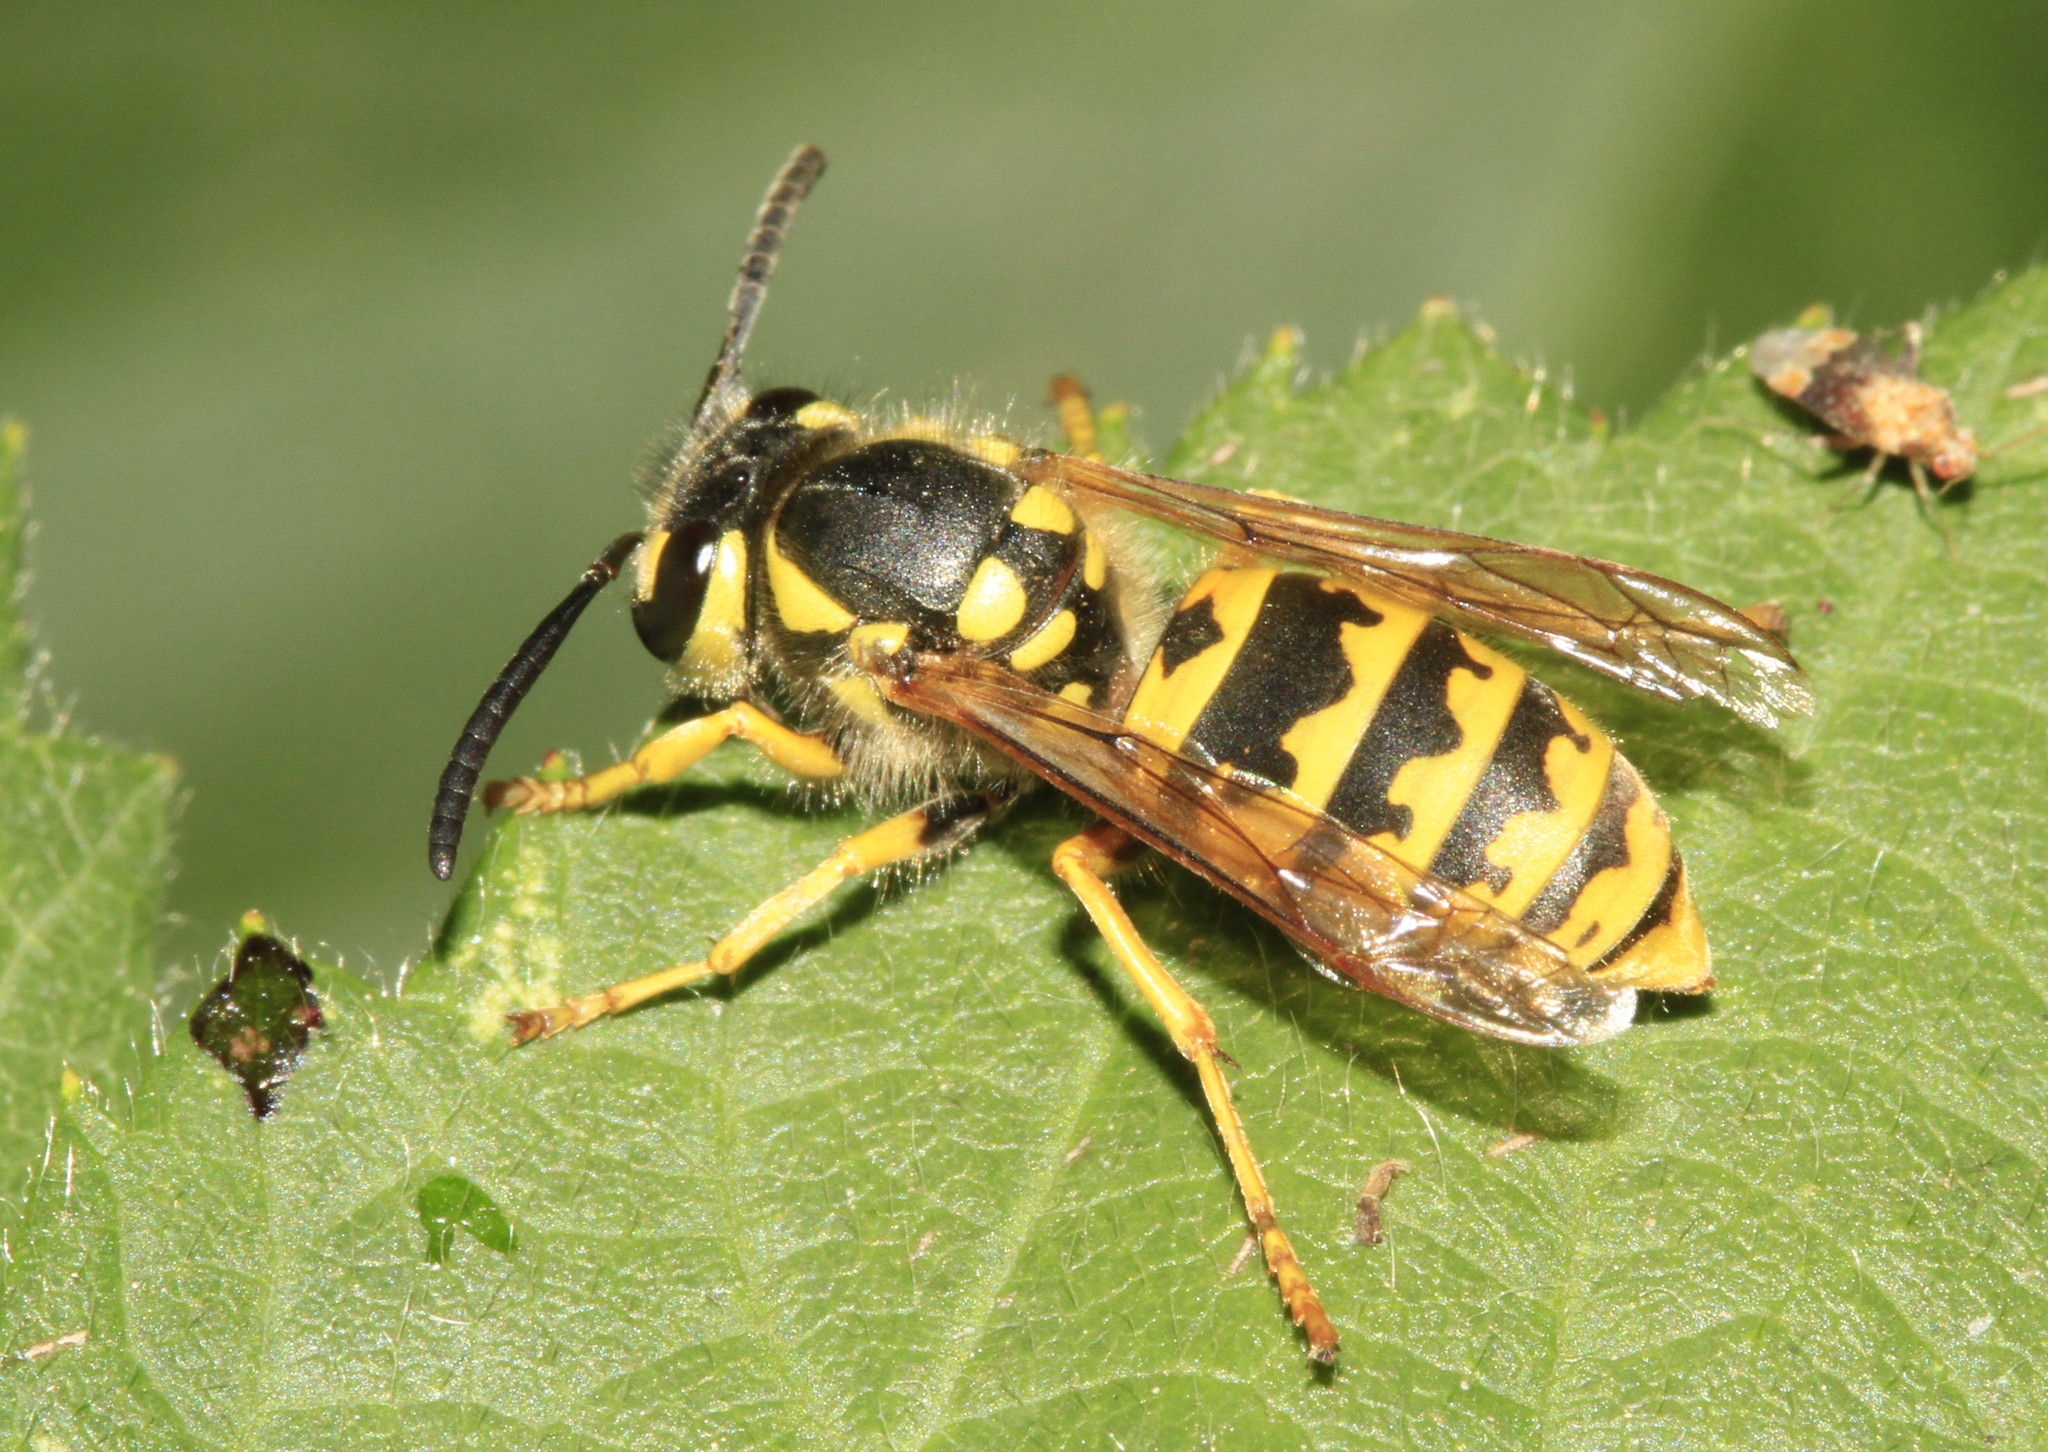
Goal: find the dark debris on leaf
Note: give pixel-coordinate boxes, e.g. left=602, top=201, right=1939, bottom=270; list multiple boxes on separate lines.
left=417, top=1173, right=518, bottom=1263
left=188, top=932, right=324, bottom=1118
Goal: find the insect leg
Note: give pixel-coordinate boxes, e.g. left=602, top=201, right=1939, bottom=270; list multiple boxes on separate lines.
left=1047, top=375, right=1104, bottom=461
left=1050, top=820, right=1340, bottom=1364
left=507, top=788, right=1009, bottom=1044
left=487, top=702, right=844, bottom=815
left=1907, top=459, right=1959, bottom=557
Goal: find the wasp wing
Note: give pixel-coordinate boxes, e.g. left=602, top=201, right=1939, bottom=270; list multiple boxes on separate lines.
left=1023, top=451, right=1811, bottom=729
left=873, top=650, right=1637, bottom=1047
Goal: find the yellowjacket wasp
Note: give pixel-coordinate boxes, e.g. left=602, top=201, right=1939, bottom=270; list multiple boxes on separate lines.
left=430, top=146, right=1811, bottom=1362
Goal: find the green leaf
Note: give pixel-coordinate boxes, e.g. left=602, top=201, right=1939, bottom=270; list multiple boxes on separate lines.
left=0, top=422, right=176, bottom=1189
left=8, top=273, right=2048, bottom=1449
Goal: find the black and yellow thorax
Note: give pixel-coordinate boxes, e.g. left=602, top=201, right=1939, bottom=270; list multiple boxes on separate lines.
left=631, top=390, right=1142, bottom=762
left=1121, top=565, right=1708, bottom=991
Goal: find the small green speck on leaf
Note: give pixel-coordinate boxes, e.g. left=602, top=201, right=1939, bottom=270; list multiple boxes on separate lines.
left=416, top=1173, right=518, bottom=1263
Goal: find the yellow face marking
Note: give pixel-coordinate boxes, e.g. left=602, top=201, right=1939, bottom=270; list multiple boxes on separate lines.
left=1470, top=696, right=1615, bottom=917
left=1058, top=681, right=1095, bottom=707
left=1009, top=485, right=1076, bottom=534
left=635, top=529, right=672, bottom=601
left=1278, top=586, right=1430, bottom=813
left=680, top=530, right=751, bottom=677
left=1007, top=608, right=1077, bottom=672
left=1548, top=764, right=1674, bottom=969
left=965, top=435, right=1023, bottom=469
left=794, top=399, right=859, bottom=432
left=826, top=674, right=893, bottom=726
left=1082, top=531, right=1108, bottom=590
left=1125, top=568, right=1276, bottom=752
left=765, top=525, right=856, bottom=634
left=1373, top=636, right=1525, bottom=865
left=956, top=557, right=1029, bottom=641
left=1598, top=865, right=1712, bottom=992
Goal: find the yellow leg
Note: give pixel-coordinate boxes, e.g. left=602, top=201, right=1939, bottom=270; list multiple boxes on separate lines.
left=487, top=702, right=843, bottom=815
left=1048, top=375, right=1104, bottom=461
left=507, top=791, right=1003, bottom=1044
left=1051, top=822, right=1340, bottom=1364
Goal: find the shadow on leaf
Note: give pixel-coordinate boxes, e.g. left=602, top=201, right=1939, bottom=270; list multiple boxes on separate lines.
left=1011, top=825, right=1633, bottom=1145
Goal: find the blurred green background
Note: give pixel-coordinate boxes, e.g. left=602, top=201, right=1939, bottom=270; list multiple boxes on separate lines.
left=5, top=0, right=2047, bottom=977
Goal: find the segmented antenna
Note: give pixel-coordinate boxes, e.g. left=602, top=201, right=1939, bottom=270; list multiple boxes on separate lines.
left=689, top=144, right=828, bottom=431
left=427, top=147, right=829, bottom=881
left=427, top=532, right=642, bottom=879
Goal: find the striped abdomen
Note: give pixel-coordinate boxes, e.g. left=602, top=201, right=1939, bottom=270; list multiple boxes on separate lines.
left=1123, top=566, right=1708, bottom=990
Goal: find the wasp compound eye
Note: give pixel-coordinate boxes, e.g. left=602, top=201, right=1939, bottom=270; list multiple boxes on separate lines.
left=632, top=520, right=721, bottom=663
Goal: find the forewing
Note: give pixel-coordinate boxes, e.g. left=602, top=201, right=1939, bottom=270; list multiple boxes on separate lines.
left=1750, top=326, right=1861, bottom=400
left=1795, top=334, right=1905, bottom=441
left=1023, top=452, right=1812, bottom=729
left=872, top=651, right=1637, bottom=1047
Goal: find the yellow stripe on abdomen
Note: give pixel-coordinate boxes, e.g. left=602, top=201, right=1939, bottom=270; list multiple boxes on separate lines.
left=1278, top=593, right=1432, bottom=813
left=1480, top=700, right=1615, bottom=916
left=1371, top=634, right=1525, bottom=867
left=1124, top=568, right=1277, bottom=752
left=1526, top=756, right=1675, bottom=969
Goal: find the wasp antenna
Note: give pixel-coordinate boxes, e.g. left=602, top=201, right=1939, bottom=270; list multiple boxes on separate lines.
left=427, top=532, right=643, bottom=880
left=690, top=144, right=828, bottom=432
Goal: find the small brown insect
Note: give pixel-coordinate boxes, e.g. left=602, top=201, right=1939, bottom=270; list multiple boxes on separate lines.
left=1750, top=320, right=1973, bottom=506
left=1352, top=1159, right=1410, bottom=1245
left=1752, top=315, right=2047, bottom=551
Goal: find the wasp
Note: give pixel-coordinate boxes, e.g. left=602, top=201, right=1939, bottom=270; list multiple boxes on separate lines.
left=429, top=146, right=1812, bottom=1363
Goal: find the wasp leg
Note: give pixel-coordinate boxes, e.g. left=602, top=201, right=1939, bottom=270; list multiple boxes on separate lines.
left=487, top=702, right=844, bottom=815
left=1048, top=375, right=1104, bottom=461
left=507, top=789, right=1008, bottom=1044
left=1050, top=821, right=1340, bottom=1364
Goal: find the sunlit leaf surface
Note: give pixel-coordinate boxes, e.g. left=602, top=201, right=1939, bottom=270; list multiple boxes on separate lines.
left=6, top=270, right=2047, bottom=1449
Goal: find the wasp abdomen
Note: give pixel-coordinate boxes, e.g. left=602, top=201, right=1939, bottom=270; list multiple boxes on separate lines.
left=1125, top=566, right=1708, bottom=991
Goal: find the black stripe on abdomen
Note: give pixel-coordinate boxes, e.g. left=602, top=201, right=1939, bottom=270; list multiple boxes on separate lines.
left=1322, top=621, right=1492, bottom=841
left=1521, top=759, right=1637, bottom=938
left=1179, top=574, right=1382, bottom=791
left=1429, top=678, right=1589, bottom=895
